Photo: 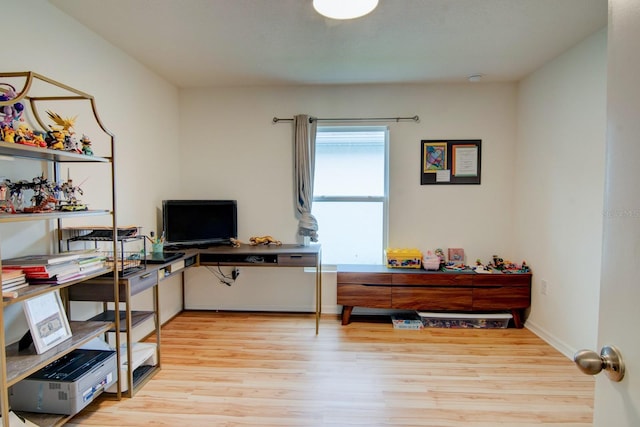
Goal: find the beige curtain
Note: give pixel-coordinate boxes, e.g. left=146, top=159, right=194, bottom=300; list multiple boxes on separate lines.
left=293, top=114, right=318, bottom=242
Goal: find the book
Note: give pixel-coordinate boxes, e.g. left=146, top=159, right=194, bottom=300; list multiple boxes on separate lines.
left=2, top=268, right=25, bottom=281
left=2, top=281, right=28, bottom=292
left=2, top=273, right=26, bottom=287
left=19, top=261, right=80, bottom=279
left=2, top=275, right=27, bottom=289
left=28, top=272, right=85, bottom=285
left=3, top=252, right=80, bottom=266
left=447, top=248, right=465, bottom=263
left=79, top=262, right=108, bottom=275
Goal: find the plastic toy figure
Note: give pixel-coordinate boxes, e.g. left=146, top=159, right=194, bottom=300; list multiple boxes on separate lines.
left=249, top=235, right=282, bottom=246
left=80, top=134, right=94, bottom=155
left=32, top=132, right=47, bottom=148
left=59, top=178, right=87, bottom=211
left=1, top=125, right=15, bottom=142
left=46, top=110, right=77, bottom=138
left=48, top=129, right=66, bottom=150
left=14, top=123, right=36, bottom=146
left=0, top=83, right=24, bottom=127
left=435, top=248, right=446, bottom=268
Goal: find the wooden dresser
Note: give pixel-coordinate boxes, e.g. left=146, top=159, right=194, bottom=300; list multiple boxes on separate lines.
left=337, top=265, right=532, bottom=328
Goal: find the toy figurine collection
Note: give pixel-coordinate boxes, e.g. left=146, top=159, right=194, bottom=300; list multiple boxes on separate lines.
left=1, top=81, right=95, bottom=214
left=1, top=82, right=94, bottom=155
left=387, top=247, right=531, bottom=274
left=0, top=175, right=86, bottom=214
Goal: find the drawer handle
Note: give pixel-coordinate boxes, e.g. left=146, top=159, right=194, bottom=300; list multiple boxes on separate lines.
left=140, top=273, right=153, bottom=279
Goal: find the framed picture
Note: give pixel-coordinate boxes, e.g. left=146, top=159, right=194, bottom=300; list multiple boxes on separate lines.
left=421, top=139, right=481, bottom=185
left=22, top=290, right=72, bottom=354
left=448, top=248, right=465, bottom=263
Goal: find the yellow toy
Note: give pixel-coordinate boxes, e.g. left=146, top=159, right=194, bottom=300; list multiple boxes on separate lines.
left=1, top=125, right=15, bottom=142
left=46, top=110, right=77, bottom=137
left=249, top=235, right=282, bottom=246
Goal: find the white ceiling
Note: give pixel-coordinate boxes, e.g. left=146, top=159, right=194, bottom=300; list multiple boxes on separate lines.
left=49, top=0, right=607, bottom=89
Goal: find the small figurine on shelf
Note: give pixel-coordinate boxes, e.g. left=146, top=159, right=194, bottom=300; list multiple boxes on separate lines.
left=0, top=83, right=24, bottom=127
left=46, top=110, right=76, bottom=138
left=491, top=254, right=505, bottom=270
left=435, top=248, right=446, bottom=269
left=64, top=134, right=82, bottom=153
left=59, top=177, right=87, bottom=211
left=473, top=259, right=491, bottom=273
left=80, top=134, right=94, bottom=156
left=249, top=235, right=282, bottom=246
left=1, top=124, right=15, bottom=142
left=14, top=123, right=36, bottom=146
left=47, top=129, right=66, bottom=150
left=31, top=132, right=47, bottom=148
left=47, top=110, right=78, bottom=152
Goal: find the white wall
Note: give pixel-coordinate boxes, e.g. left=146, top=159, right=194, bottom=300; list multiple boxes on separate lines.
left=1, top=0, right=183, bottom=341
left=514, top=29, right=607, bottom=356
left=2, top=1, right=607, bottom=355
left=180, top=83, right=518, bottom=312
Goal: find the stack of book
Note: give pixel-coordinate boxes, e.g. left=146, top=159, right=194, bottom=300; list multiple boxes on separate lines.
left=2, top=268, right=28, bottom=298
left=2, top=253, right=83, bottom=285
left=77, top=253, right=108, bottom=276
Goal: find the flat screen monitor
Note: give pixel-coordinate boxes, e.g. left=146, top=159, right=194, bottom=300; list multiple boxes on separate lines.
left=162, top=200, right=237, bottom=247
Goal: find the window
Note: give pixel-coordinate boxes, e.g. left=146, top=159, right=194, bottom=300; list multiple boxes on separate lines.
left=312, top=126, right=388, bottom=265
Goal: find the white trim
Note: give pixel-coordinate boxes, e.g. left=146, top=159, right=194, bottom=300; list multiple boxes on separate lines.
left=525, top=320, right=576, bottom=360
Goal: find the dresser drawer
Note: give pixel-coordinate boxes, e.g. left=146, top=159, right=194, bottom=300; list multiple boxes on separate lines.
left=473, top=286, right=531, bottom=310
left=127, top=270, right=158, bottom=295
left=392, top=273, right=474, bottom=286
left=337, top=272, right=392, bottom=285
left=473, top=273, right=532, bottom=287
left=69, top=270, right=158, bottom=302
left=337, top=284, right=391, bottom=308
left=392, top=287, right=473, bottom=310
left=277, top=254, right=317, bottom=266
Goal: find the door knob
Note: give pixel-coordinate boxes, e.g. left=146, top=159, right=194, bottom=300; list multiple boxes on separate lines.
left=573, top=345, right=625, bottom=382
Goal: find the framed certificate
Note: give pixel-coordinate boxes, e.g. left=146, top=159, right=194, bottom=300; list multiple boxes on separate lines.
left=23, top=290, right=72, bottom=354
left=421, top=139, right=481, bottom=185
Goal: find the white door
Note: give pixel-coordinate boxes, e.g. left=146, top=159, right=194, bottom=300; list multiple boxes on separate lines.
left=593, top=1, right=640, bottom=425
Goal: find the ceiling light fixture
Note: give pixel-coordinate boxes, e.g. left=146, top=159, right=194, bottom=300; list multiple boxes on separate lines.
left=313, top=0, right=379, bottom=20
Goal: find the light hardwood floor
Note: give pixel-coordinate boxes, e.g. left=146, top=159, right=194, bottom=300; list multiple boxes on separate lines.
left=68, top=311, right=594, bottom=427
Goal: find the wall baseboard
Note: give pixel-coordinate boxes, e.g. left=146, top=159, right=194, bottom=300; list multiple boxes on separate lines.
left=525, top=320, right=576, bottom=360
left=184, top=304, right=341, bottom=315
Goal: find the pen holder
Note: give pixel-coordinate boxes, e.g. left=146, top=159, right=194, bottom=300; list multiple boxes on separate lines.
left=152, top=242, right=164, bottom=254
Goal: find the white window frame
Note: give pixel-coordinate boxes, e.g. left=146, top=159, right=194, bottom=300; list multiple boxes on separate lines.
left=313, top=125, right=390, bottom=265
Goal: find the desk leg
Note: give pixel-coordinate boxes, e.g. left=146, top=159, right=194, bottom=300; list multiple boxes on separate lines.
left=315, top=261, right=322, bottom=334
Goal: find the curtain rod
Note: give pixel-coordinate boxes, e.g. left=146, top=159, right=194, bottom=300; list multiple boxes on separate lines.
left=272, top=115, right=419, bottom=124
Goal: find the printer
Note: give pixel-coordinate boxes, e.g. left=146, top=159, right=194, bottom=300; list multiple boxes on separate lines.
left=10, top=349, right=117, bottom=415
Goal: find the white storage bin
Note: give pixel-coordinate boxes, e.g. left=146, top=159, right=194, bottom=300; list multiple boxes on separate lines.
left=418, top=312, right=512, bottom=329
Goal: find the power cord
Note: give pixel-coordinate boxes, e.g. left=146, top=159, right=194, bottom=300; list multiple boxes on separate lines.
left=206, top=264, right=239, bottom=286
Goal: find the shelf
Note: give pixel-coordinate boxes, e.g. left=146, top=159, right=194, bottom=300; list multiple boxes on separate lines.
left=13, top=411, right=72, bottom=427
left=0, top=209, right=111, bottom=224
left=2, top=268, right=113, bottom=307
left=130, top=364, right=158, bottom=395
left=0, top=140, right=111, bottom=163
left=88, top=310, right=155, bottom=332
left=0, top=71, right=120, bottom=427
left=105, top=342, right=158, bottom=395
left=4, top=321, right=113, bottom=387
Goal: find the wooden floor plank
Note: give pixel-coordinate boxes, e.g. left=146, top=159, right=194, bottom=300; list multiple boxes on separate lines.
left=67, top=311, right=594, bottom=427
